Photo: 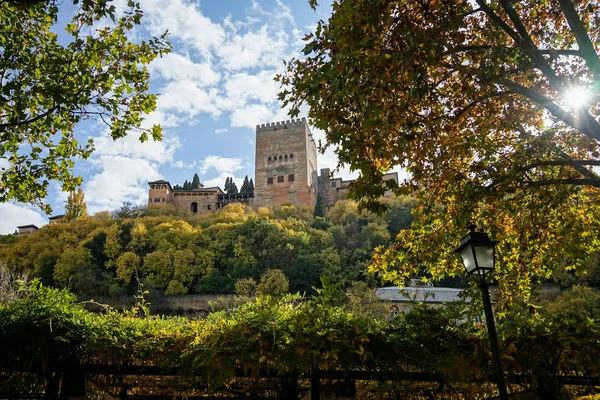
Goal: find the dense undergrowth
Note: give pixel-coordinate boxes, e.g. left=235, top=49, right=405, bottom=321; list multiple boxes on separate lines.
left=0, top=199, right=417, bottom=297
left=1, top=282, right=599, bottom=398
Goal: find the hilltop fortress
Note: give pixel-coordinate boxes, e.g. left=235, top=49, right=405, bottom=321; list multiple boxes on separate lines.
left=148, top=118, right=398, bottom=213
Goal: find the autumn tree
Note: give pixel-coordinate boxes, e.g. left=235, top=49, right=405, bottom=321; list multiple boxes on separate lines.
left=0, top=0, right=170, bottom=212
left=64, top=188, right=87, bottom=221
left=280, top=0, right=600, bottom=304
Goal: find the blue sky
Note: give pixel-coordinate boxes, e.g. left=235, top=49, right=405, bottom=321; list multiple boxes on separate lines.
left=0, top=0, right=364, bottom=233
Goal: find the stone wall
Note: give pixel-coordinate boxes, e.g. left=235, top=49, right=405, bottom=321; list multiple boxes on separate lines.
left=171, top=190, right=219, bottom=214
left=254, top=118, right=317, bottom=207
left=83, top=294, right=225, bottom=316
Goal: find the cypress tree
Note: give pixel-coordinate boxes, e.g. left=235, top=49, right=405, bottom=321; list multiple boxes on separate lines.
left=249, top=178, right=254, bottom=192
left=241, top=175, right=250, bottom=192
left=191, top=173, right=201, bottom=189
left=313, top=193, right=326, bottom=218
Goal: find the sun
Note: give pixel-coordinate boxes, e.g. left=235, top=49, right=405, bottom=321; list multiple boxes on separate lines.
left=564, top=87, right=591, bottom=109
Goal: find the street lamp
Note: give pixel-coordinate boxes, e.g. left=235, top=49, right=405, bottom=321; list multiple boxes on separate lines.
left=454, top=224, right=508, bottom=400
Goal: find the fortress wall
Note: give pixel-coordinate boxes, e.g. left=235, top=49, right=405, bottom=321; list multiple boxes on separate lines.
left=254, top=118, right=317, bottom=207
left=171, top=191, right=219, bottom=213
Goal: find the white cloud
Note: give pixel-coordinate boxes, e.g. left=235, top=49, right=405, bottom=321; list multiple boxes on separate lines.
left=84, top=156, right=162, bottom=214
left=142, top=0, right=225, bottom=55
left=157, top=80, right=222, bottom=119
left=230, top=104, right=275, bottom=129
left=223, top=70, right=279, bottom=105
left=200, top=156, right=244, bottom=176
left=150, top=52, right=220, bottom=86
left=215, top=128, right=228, bottom=134
left=0, top=203, right=47, bottom=235
left=217, top=25, right=289, bottom=71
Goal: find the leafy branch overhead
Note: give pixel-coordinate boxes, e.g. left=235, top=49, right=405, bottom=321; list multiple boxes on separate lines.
left=0, top=0, right=170, bottom=213
left=279, top=0, right=600, bottom=302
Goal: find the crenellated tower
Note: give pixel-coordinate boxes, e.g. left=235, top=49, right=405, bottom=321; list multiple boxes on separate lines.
left=254, top=118, right=318, bottom=208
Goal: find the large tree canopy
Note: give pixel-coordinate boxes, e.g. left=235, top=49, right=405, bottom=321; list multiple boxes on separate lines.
left=279, top=0, right=600, bottom=304
left=0, top=0, right=170, bottom=212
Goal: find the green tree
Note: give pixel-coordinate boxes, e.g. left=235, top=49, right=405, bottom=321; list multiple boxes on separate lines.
left=256, top=269, right=289, bottom=297
left=64, top=188, right=87, bottom=221
left=115, top=252, right=140, bottom=284
left=280, top=0, right=600, bottom=304
left=249, top=178, right=254, bottom=192
left=240, top=175, right=249, bottom=192
left=142, top=250, right=172, bottom=289
left=225, top=177, right=238, bottom=194
left=53, top=246, right=92, bottom=286
left=191, top=174, right=201, bottom=190
left=0, top=0, right=170, bottom=212
left=313, top=193, right=326, bottom=218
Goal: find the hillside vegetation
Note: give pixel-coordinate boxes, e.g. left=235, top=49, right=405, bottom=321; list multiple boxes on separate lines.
left=0, top=199, right=415, bottom=297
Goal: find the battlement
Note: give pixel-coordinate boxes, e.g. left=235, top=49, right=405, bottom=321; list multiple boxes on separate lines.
left=256, top=118, right=307, bottom=132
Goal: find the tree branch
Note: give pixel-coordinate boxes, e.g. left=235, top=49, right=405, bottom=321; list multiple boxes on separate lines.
left=557, top=0, right=600, bottom=81
left=0, top=106, right=62, bottom=130
left=525, top=178, right=600, bottom=187
left=517, top=159, right=600, bottom=171
left=498, top=79, right=600, bottom=142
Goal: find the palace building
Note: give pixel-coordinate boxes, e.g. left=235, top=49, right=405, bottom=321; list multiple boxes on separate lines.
left=148, top=118, right=398, bottom=213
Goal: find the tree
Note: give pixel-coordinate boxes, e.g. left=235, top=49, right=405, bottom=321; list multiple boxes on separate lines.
left=313, top=193, right=326, bottom=218
left=256, top=269, right=289, bottom=297
left=64, top=188, right=87, bottom=221
left=183, top=180, right=190, bottom=190
left=240, top=175, right=251, bottom=193
left=0, top=0, right=170, bottom=213
left=279, top=0, right=600, bottom=305
left=249, top=178, right=254, bottom=192
left=225, top=176, right=238, bottom=194
left=224, top=177, right=231, bottom=193
left=191, top=174, right=201, bottom=190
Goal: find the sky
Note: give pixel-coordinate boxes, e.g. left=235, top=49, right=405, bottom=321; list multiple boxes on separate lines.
left=0, top=0, right=377, bottom=234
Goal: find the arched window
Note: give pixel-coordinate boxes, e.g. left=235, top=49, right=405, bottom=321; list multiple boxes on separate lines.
left=284, top=154, right=288, bottom=160
left=268, top=156, right=271, bottom=161
left=279, top=155, right=283, bottom=160
left=290, top=153, right=294, bottom=159
left=190, top=202, right=198, bottom=213
left=273, top=155, right=277, bottom=160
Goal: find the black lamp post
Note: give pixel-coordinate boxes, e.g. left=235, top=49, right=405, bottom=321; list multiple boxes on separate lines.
left=454, top=224, right=508, bottom=400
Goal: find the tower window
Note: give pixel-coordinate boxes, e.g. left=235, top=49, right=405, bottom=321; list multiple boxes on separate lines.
left=207, top=204, right=212, bottom=210
left=277, top=175, right=284, bottom=183
left=154, top=198, right=160, bottom=202
left=267, top=177, right=274, bottom=184
left=273, top=155, right=277, bottom=160
left=290, top=153, right=294, bottom=159
left=331, top=182, right=337, bottom=188
left=284, top=154, right=288, bottom=160
left=279, top=155, right=283, bottom=160
left=288, top=174, right=295, bottom=182
left=162, top=198, right=165, bottom=202
left=268, top=156, right=271, bottom=161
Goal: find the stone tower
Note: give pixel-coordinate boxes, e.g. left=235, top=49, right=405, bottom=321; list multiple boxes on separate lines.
left=254, top=118, right=318, bottom=208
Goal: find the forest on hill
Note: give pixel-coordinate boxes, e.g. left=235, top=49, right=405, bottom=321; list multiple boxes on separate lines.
left=0, top=199, right=416, bottom=298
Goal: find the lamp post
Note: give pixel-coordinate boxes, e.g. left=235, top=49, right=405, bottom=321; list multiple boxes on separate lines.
left=454, top=224, right=508, bottom=400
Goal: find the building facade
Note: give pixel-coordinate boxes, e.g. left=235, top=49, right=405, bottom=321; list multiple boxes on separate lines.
left=148, top=118, right=398, bottom=214
left=254, top=118, right=318, bottom=208
left=148, top=180, right=254, bottom=214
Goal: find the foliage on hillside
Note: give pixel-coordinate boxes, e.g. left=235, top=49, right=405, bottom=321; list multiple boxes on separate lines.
left=0, top=199, right=414, bottom=297
left=1, top=282, right=599, bottom=398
